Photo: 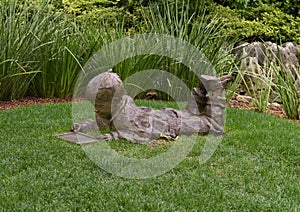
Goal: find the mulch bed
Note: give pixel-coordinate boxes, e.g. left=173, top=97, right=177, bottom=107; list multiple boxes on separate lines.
left=229, top=99, right=290, bottom=120
left=0, top=97, right=72, bottom=110
left=0, top=96, right=299, bottom=122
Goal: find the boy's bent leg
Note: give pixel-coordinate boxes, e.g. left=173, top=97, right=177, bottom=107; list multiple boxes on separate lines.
left=199, top=75, right=232, bottom=135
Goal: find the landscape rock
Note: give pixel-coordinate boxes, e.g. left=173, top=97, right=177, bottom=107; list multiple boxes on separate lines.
left=233, top=41, right=300, bottom=101
left=236, top=95, right=253, bottom=104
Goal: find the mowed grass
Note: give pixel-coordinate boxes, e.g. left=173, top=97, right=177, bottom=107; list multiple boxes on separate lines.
left=0, top=101, right=299, bottom=210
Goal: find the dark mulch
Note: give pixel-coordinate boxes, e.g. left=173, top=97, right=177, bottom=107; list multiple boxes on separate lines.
left=229, top=99, right=290, bottom=120
left=0, top=97, right=72, bottom=110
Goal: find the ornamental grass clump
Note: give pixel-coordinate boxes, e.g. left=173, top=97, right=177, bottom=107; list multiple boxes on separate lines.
left=0, top=0, right=63, bottom=100
left=29, top=24, right=97, bottom=98
left=273, top=61, right=299, bottom=120
left=258, top=42, right=300, bottom=120
left=113, top=0, right=236, bottom=90
left=234, top=65, right=275, bottom=114
left=0, top=0, right=115, bottom=99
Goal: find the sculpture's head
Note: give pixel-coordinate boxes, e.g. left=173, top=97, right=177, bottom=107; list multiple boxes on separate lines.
left=85, top=69, right=124, bottom=118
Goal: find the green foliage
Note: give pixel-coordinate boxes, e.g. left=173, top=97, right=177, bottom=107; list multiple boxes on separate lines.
left=1, top=0, right=299, bottom=117
left=61, top=0, right=139, bottom=27
left=0, top=0, right=137, bottom=100
left=114, top=0, right=236, bottom=88
left=0, top=0, right=64, bottom=100
left=258, top=0, right=300, bottom=16
left=213, top=0, right=299, bottom=16
left=233, top=66, right=275, bottom=113
left=29, top=25, right=97, bottom=98
left=273, top=63, right=300, bottom=120
left=63, top=0, right=121, bottom=20
left=208, top=2, right=300, bottom=43
left=228, top=41, right=300, bottom=119
left=213, top=0, right=253, bottom=9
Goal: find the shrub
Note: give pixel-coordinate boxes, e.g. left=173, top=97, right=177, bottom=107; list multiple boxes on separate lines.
left=61, top=0, right=141, bottom=28
left=207, top=2, right=300, bottom=43
left=212, top=0, right=253, bottom=9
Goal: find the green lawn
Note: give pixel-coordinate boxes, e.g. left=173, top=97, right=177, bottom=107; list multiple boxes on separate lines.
left=0, top=102, right=299, bottom=210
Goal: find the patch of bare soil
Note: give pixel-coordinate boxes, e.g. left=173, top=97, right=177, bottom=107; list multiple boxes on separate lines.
left=228, top=99, right=299, bottom=122
left=0, top=97, right=72, bottom=110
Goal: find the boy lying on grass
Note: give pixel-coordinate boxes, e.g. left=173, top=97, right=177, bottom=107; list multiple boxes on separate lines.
left=71, top=70, right=233, bottom=144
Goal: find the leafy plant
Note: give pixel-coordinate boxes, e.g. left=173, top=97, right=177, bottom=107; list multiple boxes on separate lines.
left=114, top=0, right=236, bottom=91
left=207, top=2, right=300, bottom=43
left=231, top=64, right=275, bottom=113
left=213, top=0, right=253, bottom=9
left=0, top=0, right=63, bottom=100
left=232, top=41, right=300, bottom=119
left=29, top=23, right=99, bottom=98
left=272, top=60, right=299, bottom=120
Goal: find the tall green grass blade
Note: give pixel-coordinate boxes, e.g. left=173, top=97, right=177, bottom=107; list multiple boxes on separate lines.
left=0, top=0, right=64, bottom=100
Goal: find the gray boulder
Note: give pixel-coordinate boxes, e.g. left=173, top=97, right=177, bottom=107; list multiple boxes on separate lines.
left=233, top=41, right=299, bottom=101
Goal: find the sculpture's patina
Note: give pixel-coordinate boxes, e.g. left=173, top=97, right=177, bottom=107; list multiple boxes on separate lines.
left=71, top=70, right=233, bottom=143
